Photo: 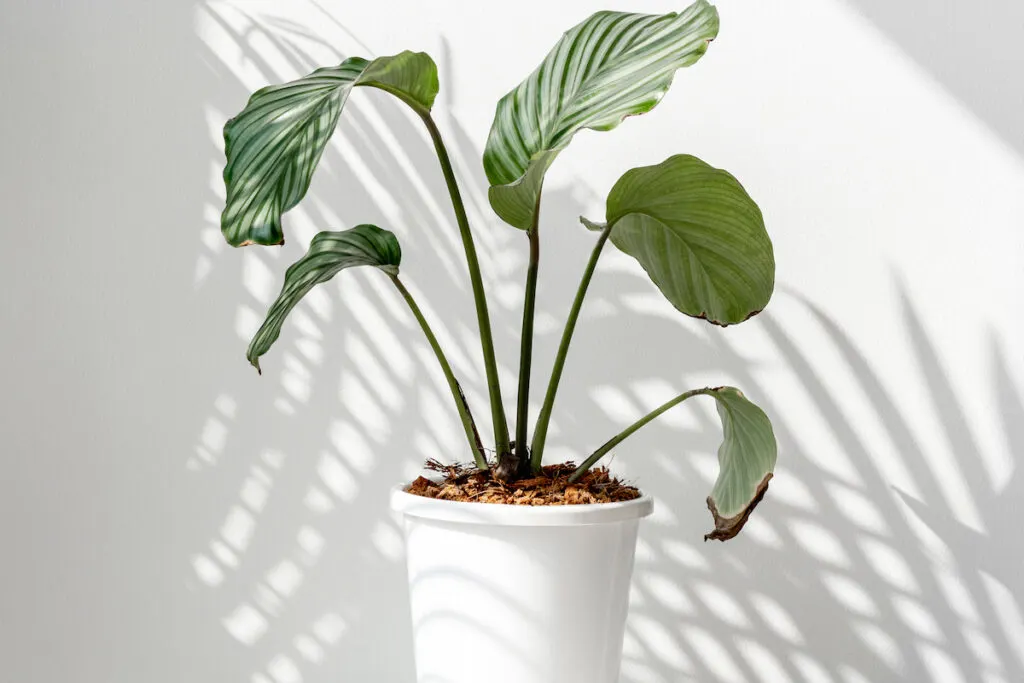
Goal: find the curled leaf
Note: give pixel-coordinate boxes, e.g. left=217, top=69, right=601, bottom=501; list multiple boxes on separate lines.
left=483, top=1, right=719, bottom=230
left=222, top=51, right=438, bottom=247
left=247, top=225, right=402, bottom=371
left=701, top=387, right=778, bottom=542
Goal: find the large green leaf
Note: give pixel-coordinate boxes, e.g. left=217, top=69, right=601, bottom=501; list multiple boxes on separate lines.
left=222, top=51, right=438, bottom=247
left=247, top=225, right=401, bottom=371
left=702, top=387, right=777, bottom=541
left=588, top=154, right=774, bottom=326
left=483, top=1, right=719, bottom=230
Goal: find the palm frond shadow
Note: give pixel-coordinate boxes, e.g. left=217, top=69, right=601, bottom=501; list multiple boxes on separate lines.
left=614, top=289, right=1023, bottom=683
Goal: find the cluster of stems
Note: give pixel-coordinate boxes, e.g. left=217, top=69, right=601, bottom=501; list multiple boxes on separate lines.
left=399, top=113, right=677, bottom=482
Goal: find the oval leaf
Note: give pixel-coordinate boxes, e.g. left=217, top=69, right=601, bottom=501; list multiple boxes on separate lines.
left=222, top=51, right=438, bottom=247
left=596, top=154, right=774, bottom=325
left=483, top=1, right=719, bottom=230
left=703, top=387, right=777, bottom=542
left=247, top=225, right=402, bottom=371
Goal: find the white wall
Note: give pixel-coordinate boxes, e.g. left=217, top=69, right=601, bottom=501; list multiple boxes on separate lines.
left=2, top=1, right=1022, bottom=681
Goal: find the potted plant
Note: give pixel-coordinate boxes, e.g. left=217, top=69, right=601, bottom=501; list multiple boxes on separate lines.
left=218, top=1, right=777, bottom=680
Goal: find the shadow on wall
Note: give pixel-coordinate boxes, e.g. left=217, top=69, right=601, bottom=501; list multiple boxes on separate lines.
left=842, top=0, right=1024, bottom=157
left=620, top=291, right=1024, bottom=683
left=187, top=3, right=1024, bottom=682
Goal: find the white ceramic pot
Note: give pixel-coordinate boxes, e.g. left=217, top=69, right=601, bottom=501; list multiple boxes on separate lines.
left=391, top=487, right=653, bottom=683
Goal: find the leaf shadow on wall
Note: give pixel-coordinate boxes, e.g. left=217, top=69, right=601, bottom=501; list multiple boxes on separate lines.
left=843, top=0, right=1024, bottom=158
left=613, top=288, right=1024, bottom=683
left=188, top=4, right=1024, bottom=682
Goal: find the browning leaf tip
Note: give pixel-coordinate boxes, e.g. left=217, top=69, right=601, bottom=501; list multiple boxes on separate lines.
left=704, top=472, right=772, bottom=542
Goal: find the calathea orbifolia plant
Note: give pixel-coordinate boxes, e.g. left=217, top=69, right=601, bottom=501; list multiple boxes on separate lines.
left=220, top=0, right=777, bottom=540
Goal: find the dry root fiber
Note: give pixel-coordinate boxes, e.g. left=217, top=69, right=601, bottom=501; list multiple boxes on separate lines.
left=406, top=459, right=641, bottom=506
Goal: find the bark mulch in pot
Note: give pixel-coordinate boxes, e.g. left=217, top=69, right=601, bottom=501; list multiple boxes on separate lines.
left=406, top=459, right=641, bottom=505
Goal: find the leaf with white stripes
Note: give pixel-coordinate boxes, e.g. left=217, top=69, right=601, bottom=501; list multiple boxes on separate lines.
left=222, top=51, right=438, bottom=247
left=586, top=154, right=774, bottom=326
left=483, top=1, right=719, bottom=230
left=247, top=225, right=402, bottom=371
left=702, top=387, right=777, bottom=542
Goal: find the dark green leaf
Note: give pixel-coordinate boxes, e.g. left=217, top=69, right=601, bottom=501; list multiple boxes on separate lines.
left=222, top=51, right=438, bottom=247
left=593, top=154, right=774, bottom=325
left=247, top=224, right=401, bottom=371
left=483, top=1, right=719, bottom=230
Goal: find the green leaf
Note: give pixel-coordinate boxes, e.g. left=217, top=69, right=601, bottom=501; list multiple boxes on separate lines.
left=703, top=387, right=777, bottom=542
left=247, top=225, right=402, bottom=371
left=593, top=154, right=774, bottom=326
left=222, top=51, right=438, bottom=247
left=483, top=1, right=719, bottom=230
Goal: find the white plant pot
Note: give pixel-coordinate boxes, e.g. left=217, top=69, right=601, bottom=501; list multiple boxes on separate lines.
left=391, top=487, right=653, bottom=683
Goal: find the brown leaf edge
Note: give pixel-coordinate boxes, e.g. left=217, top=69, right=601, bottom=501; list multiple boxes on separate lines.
left=704, top=472, right=773, bottom=542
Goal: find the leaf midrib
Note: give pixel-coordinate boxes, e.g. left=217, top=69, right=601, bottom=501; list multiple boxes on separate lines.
left=613, top=209, right=722, bottom=314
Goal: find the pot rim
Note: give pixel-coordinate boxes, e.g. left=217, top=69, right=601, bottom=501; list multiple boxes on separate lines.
left=390, top=484, right=654, bottom=527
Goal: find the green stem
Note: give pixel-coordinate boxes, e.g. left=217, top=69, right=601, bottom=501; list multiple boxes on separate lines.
left=419, top=112, right=511, bottom=461
left=569, top=387, right=715, bottom=482
left=530, top=222, right=613, bottom=472
left=515, top=217, right=541, bottom=468
left=391, top=275, right=488, bottom=470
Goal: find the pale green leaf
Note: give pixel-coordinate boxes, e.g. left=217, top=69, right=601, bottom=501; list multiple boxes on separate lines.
left=247, top=225, right=401, bottom=371
left=222, top=51, right=437, bottom=247
left=483, top=1, right=719, bottom=230
left=595, top=154, right=774, bottom=326
left=357, top=52, right=439, bottom=111
left=703, top=387, right=777, bottom=541
left=486, top=150, right=557, bottom=234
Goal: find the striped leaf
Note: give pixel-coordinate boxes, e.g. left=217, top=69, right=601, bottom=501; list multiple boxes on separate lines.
left=247, top=225, right=401, bottom=371
left=222, top=51, right=438, bottom=247
left=483, top=1, right=719, bottom=230
left=702, top=387, right=777, bottom=541
left=588, top=154, right=774, bottom=326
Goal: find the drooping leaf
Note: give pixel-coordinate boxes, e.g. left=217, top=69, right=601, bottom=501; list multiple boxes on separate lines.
left=483, top=1, right=720, bottom=230
left=702, top=387, right=777, bottom=541
left=247, top=225, right=402, bottom=371
left=222, top=51, right=438, bottom=247
left=589, top=154, right=774, bottom=326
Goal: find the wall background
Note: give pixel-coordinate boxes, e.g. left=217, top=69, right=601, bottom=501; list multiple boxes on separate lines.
left=2, top=0, right=1022, bottom=681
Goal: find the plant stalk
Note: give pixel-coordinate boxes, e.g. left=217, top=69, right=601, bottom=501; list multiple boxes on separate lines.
left=391, top=275, right=488, bottom=470
left=530, top=223, right=613, bottom=472
left=419, top=112, right=511, bottom=462
left=514, top=215, right=541, bottom=471
left=569, top=387, right=715, bottom=482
